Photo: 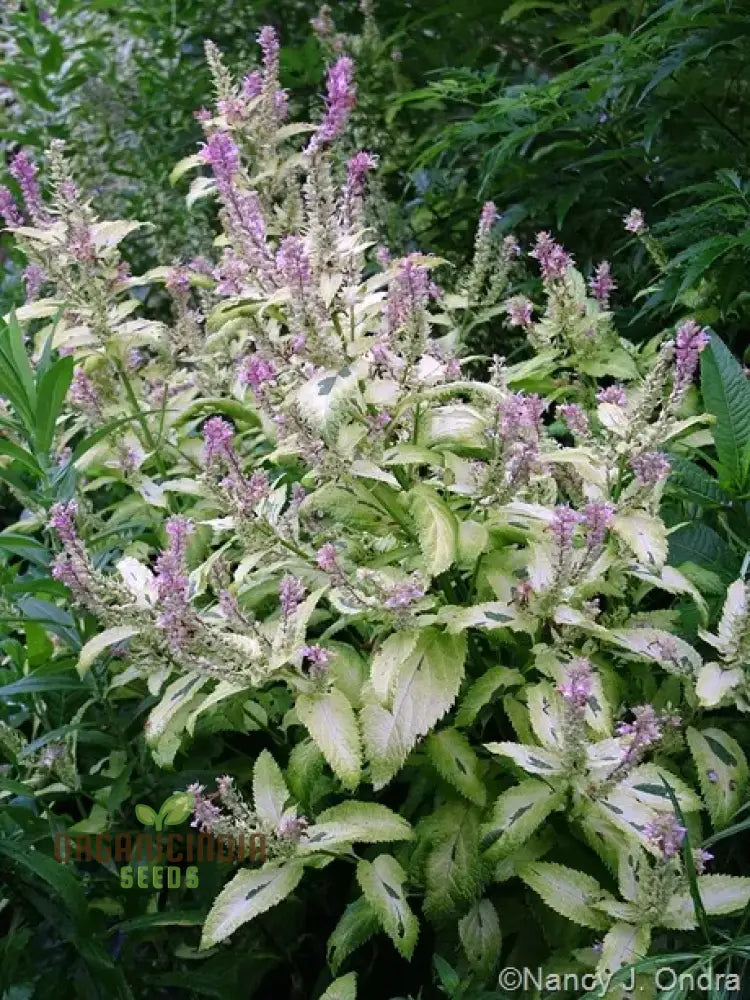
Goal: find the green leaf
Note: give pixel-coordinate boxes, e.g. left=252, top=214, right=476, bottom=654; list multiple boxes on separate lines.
left=612, top=512, right=667, bottom=569
left=408, top=484, right=458, bottom=577
left=252, top=750, right=291, bottom=828
left=361, top=629, right=466, bottom=790
left=200, top=861, right=305, bottom=949
left=169, top=153, right=204, bottom=185
left=485, top=741, right=566, bottom=777
left=76, top=626, right=140, bottom=678
left=0, top=438, right=42, bottom=475
left=302, top=801, right=412, bottom=852
left=356, top=855, right=418, bottom=960
left=686, top=727, right=748, bottom=829
left=35, top=354, right=74, bottom=454
left=327, top=897, right=379, bottom=975
left=0, top=839, right=90, bottom=932
left=423, top=802, right=483, bottom=922
left=317, top=973, right=357, bottom=1000
left=596, top=922, right=651, bottom=978
left=426, top=728, right=486, bottom=805
left=666, top=876, right=750, bottom=928
left=296, top=688, right=362, bottom=790
left=518, top=862, right=611, bottom=930
left=458, top=899, right=502, bottom=980
left=0, top=673, right=83, bottom=697
left=481, top=779, right=563, bottom=860
left=668, top=456, right=732, bottom=507
left=455, top=666, right=523, bottom=728
left=701, top=333, right=750, bottom=489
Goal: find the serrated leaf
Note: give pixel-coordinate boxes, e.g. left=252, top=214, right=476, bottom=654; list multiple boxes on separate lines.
left=424, top=802, right=483, bottom=922
left=356, top=855, right=418, bottom=959
left=612, top=513, right=667, bottom=569
left=370, top=631, right=419, bottom=702
left=201, top=861, right=305, bottom=948
left=297, top=688, right=362, bottom=790
left=668, top=456, right=732, bottom=506
left=686, top=727, right=748, bottom=829
left=409, top=484, right=458, bottom=577
left=318, top=973, right=357, bottom=1000
left=596, top=922, right=651, bottom=978
left=361, top=630, right=466, bottom=789
left=426, top=728, right=486, bottom=805
left=665, top=876, right=750, bottom=929
left=455, top=666, right=523, bottom=729
left=458, top=899, right=501, bottom=979
left=435, top=602, right=522, bottom=634
left=253, top=750, right=291, bottom=827
left=481, top=779, right=564, bottom=860
left=518, top=862, right=611, bottom=930
left=701, top=333, right=750, bottom=489
left=327, top=897, right=379, bottom=974
left=695, top=661, right=743, bottom=707
left=303, top=801, right=412, bottom=852
left=485, top=742, right=566, bottom=776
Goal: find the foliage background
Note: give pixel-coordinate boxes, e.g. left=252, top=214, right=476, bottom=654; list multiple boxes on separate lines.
left=1, top=2, right=750, bottom=1000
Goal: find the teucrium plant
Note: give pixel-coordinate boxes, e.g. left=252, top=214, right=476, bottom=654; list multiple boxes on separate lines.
left=2, top=23, right=750, bottom=990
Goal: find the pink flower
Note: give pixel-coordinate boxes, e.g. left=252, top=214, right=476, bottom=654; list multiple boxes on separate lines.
left=202, top=416, right=235, bottom=464
left=505, top=295, right=534, bottom=328
left=0, top=185, right=23, bottom=228
left=306, top=56, right=356, bottom=154
left=316, top=544, right=339, bottom=573
left=242, top=71, right=263, bottom=99
left=70, top=369, right=100, bottom=413
left=384, top=579, right=425, bottom=609
left=9, top=151, right=48, bottom=225
left=529, top=231, right=573, bottom=282
left=199, top=131, right=240, bottom=198
left=258, top=25, right=280, bottom=76
left=478, top=201, right=498, bottom=236
left=386, top=254, right=441, bottom=332
left=279, top=574, right=305, bottom=617
left=23, top=263, right=45, bottom=300
left=581, top=502, right=615, bottom=548
left=644, top=813, right=686, bottom=860
left=623, top=208, right=646, bottom=234
left=616, top=705, right=665, bottom=763
left=630, top=451, right=670, bottom=486
left=239, top=355, right=276, bottom=392
left=549, top=505, right=583, bottom=552
left=345, top=151, right=378, bottom=198
left=588, top=261, right=616, bottom=306
left=155, top=516, right=195, bottom=651
left=48, top=501, right=78, bottom=545
left=276, top=236, right=312, bottom=288
left=558, top=658, right=593, bottom=709
left=596, top=385, right=627, bottom=406
left=559, top=403, right=589, bottom=436
left=674, top=319, right=710, bottom=392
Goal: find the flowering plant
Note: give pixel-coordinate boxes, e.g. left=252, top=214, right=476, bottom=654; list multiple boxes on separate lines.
left=2, top=24, right=750, bottom=999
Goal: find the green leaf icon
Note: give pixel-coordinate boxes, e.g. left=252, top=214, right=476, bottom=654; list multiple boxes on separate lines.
left=158, top=791, right=194, bottom=828
left=135, top=803, right=157, bottom=827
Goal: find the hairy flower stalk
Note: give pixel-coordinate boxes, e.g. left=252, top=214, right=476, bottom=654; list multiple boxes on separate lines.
left=479, top=392, right=545, bottom=503
left=558, top=657, right=594, bottom=769
left=154, top=516, right=196, bottom=652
